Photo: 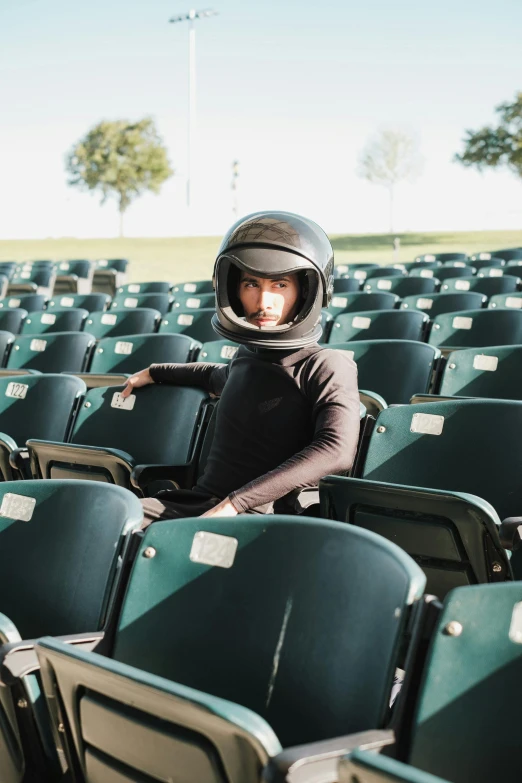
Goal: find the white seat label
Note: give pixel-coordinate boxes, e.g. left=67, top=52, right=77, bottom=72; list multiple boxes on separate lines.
left=420, top=269, right=434, bottom=278
left=410, top=413, right=444, bottom=436
left=336, top=265, right=348, bottom=275
left=452, top=262, right=466, bottom=267
left=101, top=313, right=118, bottom=325
left=98, top=259, right=108, bottom=267
left=41, top=313, right=56, bottom=325
left=424, top=255, right=436, bottom=261
left=60, top=297, right=75, bottom=307
left=377, top=279, right=392, bottom=290
left=478, top=253, right=491, bottom=260
left=115, top=341, right=133, bottom=355
left=59, top=262, right=70, bottom=271
left=352, top=316, right=371, bottom=329
left=6, top=382, right=28, bottom=399
left=123, top=298, right=138, bottom=308
left=393, top=264, right=406, bottom=271
left=30, top=339, right=47, bottom=352
left=332, top=297, right=348, bottom=308
left=8, top=299, right=21, bottom=308
left=353, top=270, right=367, bottom=280
left=453, top=316, right=473, bottom=329
left=488, top=268, right=503, bottom=277
left=473, top=354, right=498, bottom=372
left=183, top=283, right=197, bottom=293
left=416, top=298, right=433, bottom=309
left=20, top=271, right=31, bottom=279
left=22, top=264, right=32, bottom=272
left=505, top=297, right=522, bottom=309
left=220, top=345, right=238, bottom=359
left=190, top=531, right=238, bottom=568
left=127, top=284, right=141, bottom=293
left=178, top=314, right=194, bottom=325
left=455, top=280, right=470, bottom=291
left=186, top=298, right=201, bottom=308
left=0, top=493, right=36, bottom=522
left=111, top=392, right=136, bottom=410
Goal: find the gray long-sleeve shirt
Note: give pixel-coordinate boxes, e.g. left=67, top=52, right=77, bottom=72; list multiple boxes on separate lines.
left=149, top=343, right=360, bottom=512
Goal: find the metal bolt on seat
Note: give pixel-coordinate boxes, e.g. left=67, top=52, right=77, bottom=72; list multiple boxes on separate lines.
left=377, top=426, right=386, bottom=433
left=444, top=620, right=463, bottom=637
left=143, top=546, right=156, bottom=559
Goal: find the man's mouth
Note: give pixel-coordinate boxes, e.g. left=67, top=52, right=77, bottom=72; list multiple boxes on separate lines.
left=250, top=313, right=279, bottom=327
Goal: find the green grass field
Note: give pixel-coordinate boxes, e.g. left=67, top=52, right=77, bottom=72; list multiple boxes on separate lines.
left=1, top=229, right=521, bottom=283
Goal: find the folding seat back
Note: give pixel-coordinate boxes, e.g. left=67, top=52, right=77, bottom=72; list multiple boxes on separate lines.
left=0, top=309, right=27, bottom=335
left=494, top=248, right=522, bottom=261
left=171, top=279, right=214, bottom=295
left=8, top=267, right=55, bottom=296
left=0, top=262, right=17, bottom=280
left=93, top=260, right=129, bottom=296
left=97, top=258, right=129, bottom=273
left=394, top=261, right=441, bottom=272
left=321, top=398, right=520, bottom=596
left=364, top=267, right=407, bottom=280
left=111, top=292, right=171, bottom=315
left=488, top=292, right=522, bottom=309
left=117, top=281, right=171, bottom=295
left=333, top=276, right=363, bottom=293
left=328, top=292, right=399, bottom=318
left=441, top=274, right=520, bottom=295
left=429, top=309, right=522, bottom=348
left=477, top=265, right=506, bottom=277
left=341, top=750, right=448, bottom=783
left=28, top=384, right=211, bottom=487
left=408, top=267, right=440, bottom=279
left=436, top=253, right=469, bottom=262
left=466, top=256, right=505, bottom=270
left=198, top=339, right=240, bottom=363
left=36, top=515, right=425, bottom=783
left=329, top=310, right=428, bottom=343
left=89, top=333, right=198, bottom=375
left=159, top=308, right=217, bottom=342
left=6, top=332, right=94, bottom=373
left=333, top=340, right=440, bottom=405
left=401, top=292, right=486, bottom=318
left=56, top=260, right=93, bottom=278
left=364, top=277, right=438, bottom=297
left=21, top=307, right=88, bottom=335
left=54, top=260, right=94, bottom=294
left=438, top=345, right=522, bottom=400
left=334, top=263, right=380, bottom=277
left=506, top=258, right=522, bottom=269
left=84, top=308, right=161, bottom=340
left=171, top=292, right=216, bottom=310
left=48, top=292, right=111, bottom=312
left=433, top=266, right=476, bottom=281
left=0, top=294, right=47, bottom=312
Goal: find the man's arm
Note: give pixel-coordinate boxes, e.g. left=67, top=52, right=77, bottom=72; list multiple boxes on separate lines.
left=228, top=350, right=360, bottom=512
left=121, top=362, right=229, bottom=399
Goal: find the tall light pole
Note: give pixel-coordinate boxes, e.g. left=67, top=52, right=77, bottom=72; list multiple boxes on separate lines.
left=169, top=8, right=218, bottom=208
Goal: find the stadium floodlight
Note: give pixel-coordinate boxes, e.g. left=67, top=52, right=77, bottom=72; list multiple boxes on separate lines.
left=169, top=8, right=218, bottom=208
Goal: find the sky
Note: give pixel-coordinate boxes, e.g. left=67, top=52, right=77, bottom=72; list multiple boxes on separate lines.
left=1, top=0, right=522, bottom=238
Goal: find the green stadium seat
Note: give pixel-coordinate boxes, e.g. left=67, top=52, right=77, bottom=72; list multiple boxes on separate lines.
left=493, top=248, right=522, bottom=262
left=117, top=281, right=171, bottom=295
left=329, top=310, right=428, bottom=343
left=159, top=308, right=217, bottom=342
left=0, top=373, right=85, bottom=480
left=506, top=259, right=522, bottom=270
left=82, top=333, right=199, bottom=387
left=84, top=308, right=161, bottom=340
left=4, top=332, right=94, bottom=374
left=432, top=266, right=476, bottom=282
left=333, top=276, right=363, bottom=293
left=488, top=292, right=522, bottom=309
left=365, top=267, right=407, bottom=280
left=0, top=309, right=27, bottom=334
left=171, top=279, right=214, bottom=295
left=0, top=479, right=143, bottom=783
left=408, top=267, right=440, bottom=280
left=48, top=292, right=111, bottom=312
left=21, top=307, right=88, bottom=335
left=35, top=515, right=425, bottom=783
left=328, top=292, right=399, bottom=318
left=93, top=259, right=129, bottom=296
left=54, top=259, right=94, bottom=294
left=428, top=309, right=522, bottom=349
left=441, top=274, right=520, bottom=296
left=0, top=262, right=17, bottom=280
left=476, top=265, right=507, bottom=277
left=0, top=294, right=47, bottom=312
left=332, top=340, right=440, bottom=408
left=393, top=261, right=441, bottom=272
left=364, top=277, right=438, bottom=297
left=320, top=397, right=522, bottom=597
left=433, top=345, right=522, bottom=401
left=469, top=253, right=505, bottom=266
left=171, top=291, right=216, bottom=310
left=27, top=384, right=212, bottom=493
left=8, top=268, right=55, bottom=296
left=111, top=292, right=171, bottom=315
left=334, top=263, right=380, bottom=277
left=415, top=253, right=468, bottom=262
left=341, top=582, right=522, bottom=783
left=96, top=258, right=129, bottom=273
left=198, top=339, right=240, bottom=363
left=400, top=292, right=486, bottom=317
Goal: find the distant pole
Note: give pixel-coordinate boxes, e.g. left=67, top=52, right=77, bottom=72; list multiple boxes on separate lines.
left=231, top=159, right=240, bottom=216
left=393, top=236, right=400, bottom=262
left=169, top=8, right=218, bottom=208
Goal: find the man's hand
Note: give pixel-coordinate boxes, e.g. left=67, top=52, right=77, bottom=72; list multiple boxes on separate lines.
left=121, top=368, right=154, bottom=399
left=200, top=498, right=239, bottom=518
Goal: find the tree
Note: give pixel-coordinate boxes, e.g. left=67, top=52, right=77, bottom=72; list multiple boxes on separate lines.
left=357, top=129, right=423, bottom=234
left=455, top=92, right=522, bottom=187
left=66, top=118, right=173, bottom=237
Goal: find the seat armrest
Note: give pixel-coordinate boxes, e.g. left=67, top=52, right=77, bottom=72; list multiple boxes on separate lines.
left=0, top=632, right=104, bottom=685
left=499, top=517, right=522, bottom=551
left=27, top=439, right=135, bottom=483
left=286, top=488, right=320, bottom=514
left=263, top=730, right=395, bottom=783
left=7, top=446, right=31, bottom=479
left=64, top=372, right=131, bottom=389
left=131, top=462, right=196, bottom=492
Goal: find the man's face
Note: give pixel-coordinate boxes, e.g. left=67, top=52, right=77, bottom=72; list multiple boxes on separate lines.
left=238, top=271, right=300, bottom=328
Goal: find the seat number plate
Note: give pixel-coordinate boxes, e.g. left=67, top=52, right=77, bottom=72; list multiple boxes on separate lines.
left=505, top=297, right=522, bottom=309
left=452, top=316, right=473, bottom=329
left=111, top=392, right=136, bottom=410
left=420, top=269, right=434, bottom=278
left=5, top=382, right=28, bottom=399
left=455, top=280, right=470, bottom=290
left=220, top=345, right=238, bottom=359
left=128, top=284, right=141, bottom=293
left=473, top=354, right=498, bottom=372
left=417, top=298, right=433, bottom=309
left=0, top=493, right=36, bottom=522
left=115, top=341, right=133, bottom=355
left=352, top=316, right=371, bottom=329
left=30, top=339, right=47, bottom=352
left=185, top=298, right=201, bottom=308
left=60, top=297, right=75, bottom=307
left=101, top=313, right=117, bottom=325
left=377, top=279, right=392, bottom=290
left=178, top=314, right=194, bottom=325
left=190, top=531, right=238, bottom=568
left=410, top=413, right=445, bottom=436
left=41, top=314, right=56, bottom=325
left=8, top=299, right=21, bottom=308
left=332, top=297, right=347, bottom=308
left=123, top=298, right=138, bottom=308
left=183, top=283, right=197, bottom=293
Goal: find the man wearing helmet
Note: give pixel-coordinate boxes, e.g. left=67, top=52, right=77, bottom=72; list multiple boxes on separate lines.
left=122, top=212, right=360, bottom=522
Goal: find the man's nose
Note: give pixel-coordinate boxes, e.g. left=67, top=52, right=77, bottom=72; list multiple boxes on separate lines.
left=259, top=289, right=274, bottom=310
